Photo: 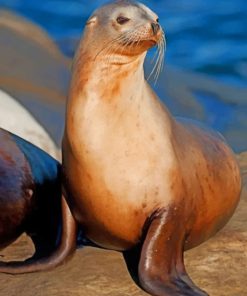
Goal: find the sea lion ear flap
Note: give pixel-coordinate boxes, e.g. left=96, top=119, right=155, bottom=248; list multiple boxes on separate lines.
left=86, top=15, right=98, bottom=26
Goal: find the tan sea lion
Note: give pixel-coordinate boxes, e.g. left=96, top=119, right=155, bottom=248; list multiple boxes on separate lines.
left=62, top=1, right=241, bottom=295
left=0, top=1, right=241, bottom=295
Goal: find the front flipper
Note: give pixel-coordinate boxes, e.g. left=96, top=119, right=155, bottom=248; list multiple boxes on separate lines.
left=138, top=208, right=208, bottom=296
left=0, top=194, right=77, bottom=274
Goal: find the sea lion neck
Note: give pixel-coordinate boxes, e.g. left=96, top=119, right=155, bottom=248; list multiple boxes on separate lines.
left=70, top=46, right=147, bottom=103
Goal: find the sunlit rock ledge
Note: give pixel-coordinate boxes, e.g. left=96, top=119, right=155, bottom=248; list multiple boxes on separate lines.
left=0, top=10, right=246, bottom=296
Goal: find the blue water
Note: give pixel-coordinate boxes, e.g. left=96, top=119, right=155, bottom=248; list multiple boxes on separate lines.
left=1, top=0, right=247, bottom=87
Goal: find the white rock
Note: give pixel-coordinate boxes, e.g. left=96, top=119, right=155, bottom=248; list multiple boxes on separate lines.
left=0, top=89, right=59, bottom=159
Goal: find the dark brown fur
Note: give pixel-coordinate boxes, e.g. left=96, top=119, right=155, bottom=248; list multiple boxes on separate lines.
left=0, top=128, right=77, bottom=273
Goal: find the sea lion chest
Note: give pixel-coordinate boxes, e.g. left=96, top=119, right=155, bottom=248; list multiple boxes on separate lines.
left=64, top=92, right=179, bottom=250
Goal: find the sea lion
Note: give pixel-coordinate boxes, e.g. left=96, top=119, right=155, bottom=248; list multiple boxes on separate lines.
left=0, top=127, right=76, bottom=272
left=61, top=1, right=241, bottom=295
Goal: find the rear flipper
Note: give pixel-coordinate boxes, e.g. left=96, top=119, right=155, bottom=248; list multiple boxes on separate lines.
left=138, top=208, right=209, bottom=296
left=0, top=194, right=77, bottom=274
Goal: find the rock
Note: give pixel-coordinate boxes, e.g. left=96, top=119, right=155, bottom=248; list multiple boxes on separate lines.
left=236, top=151, right=247, bottom=177
left=0, top=89, right=59, bottom=159
left=0, top=10, right=70, bottom=146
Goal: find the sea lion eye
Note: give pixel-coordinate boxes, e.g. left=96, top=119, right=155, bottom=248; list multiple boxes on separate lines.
left=156, top=18, right=159, bottom=23
left=116, top=16, right=130, bottom=25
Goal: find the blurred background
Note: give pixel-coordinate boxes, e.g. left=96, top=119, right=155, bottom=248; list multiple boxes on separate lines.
left=1, top=0, right=246, bottom=85
left=0, top=0, right=246, bottom=152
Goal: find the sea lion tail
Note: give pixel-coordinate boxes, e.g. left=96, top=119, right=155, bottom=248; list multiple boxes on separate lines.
left=0, top=194, right=77, bottom=274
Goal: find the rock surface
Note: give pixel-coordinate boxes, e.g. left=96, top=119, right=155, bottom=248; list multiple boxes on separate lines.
left=0, top=10, right=70, bottom=147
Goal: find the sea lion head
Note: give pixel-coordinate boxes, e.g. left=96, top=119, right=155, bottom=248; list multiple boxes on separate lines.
left=83, top=0, right=165, bottom=57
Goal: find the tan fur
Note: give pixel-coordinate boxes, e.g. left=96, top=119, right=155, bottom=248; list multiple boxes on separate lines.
left=63, top=1, right=241, bottom=251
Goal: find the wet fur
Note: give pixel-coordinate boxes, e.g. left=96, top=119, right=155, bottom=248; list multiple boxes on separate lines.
left=0, top=128, right=61, bottom=254
left=0, top=128, right=77, bottom=273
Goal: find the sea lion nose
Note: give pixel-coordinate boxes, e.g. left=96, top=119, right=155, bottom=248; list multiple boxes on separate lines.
left=151, top=22, right=160, bottom=35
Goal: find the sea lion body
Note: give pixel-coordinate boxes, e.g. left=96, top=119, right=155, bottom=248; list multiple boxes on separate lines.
left=62, top=1, right=241, bottom=295
left=63, top=82, right=176, bottom=250
left=64, top=99, right=240, bottom=251
left=0, top=127, right=77, bottom=272
left=0, top=127, right=61, bottom=250
left=63, top=1, right=240, bottom=251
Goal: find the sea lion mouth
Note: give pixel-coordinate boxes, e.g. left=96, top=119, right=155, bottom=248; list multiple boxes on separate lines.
left=124, top=39, right=157, bottom=47
left=94, top=20, right=165, bottom=81
left=122, top=26, right=164, bottom=49
left=146, top=39, right=158, bottom=46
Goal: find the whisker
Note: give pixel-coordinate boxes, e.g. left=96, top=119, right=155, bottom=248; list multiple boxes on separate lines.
left=155, top=41, right=164, bottom=82
left=93, top=25, right=166, bottom=83
left=94, top=33, right=128, bottom=60
left=155, top=39, right=164, bottom=81
left=105, top=38, right=129, bottom=69
left=148, top=31, right=166, bottom=84
left=147, top=43, right=161, bottom=82
left=151, top=46, right=160, bottom=64
left=158, top=33, right=166, bottom=77
left=99, top=25, right=146, bottom=71
left=94, top=24, right=145, bottom=61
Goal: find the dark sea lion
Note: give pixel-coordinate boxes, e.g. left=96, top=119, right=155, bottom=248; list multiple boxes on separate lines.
left=0, top=127, right=76, bottom=273
left=61, top=1, right=241, bottom=295
left=0, top=1, right=241, bottom=296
